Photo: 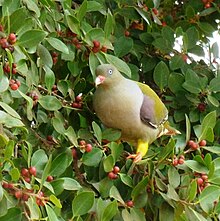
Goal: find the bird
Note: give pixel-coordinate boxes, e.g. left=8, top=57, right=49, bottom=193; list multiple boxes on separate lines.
left=93, top=64, right=179, bottom=162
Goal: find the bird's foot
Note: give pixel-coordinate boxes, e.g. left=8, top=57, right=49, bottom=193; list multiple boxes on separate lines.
left=127, top=152, right=142, bottom=163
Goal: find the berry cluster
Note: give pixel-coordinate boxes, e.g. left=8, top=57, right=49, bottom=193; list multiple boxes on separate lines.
left=9, top=79, right=21, bottom=91
left=195, top=172, right=209, bottom=192
left=79, top=140, right=93, bottom=153
left=1, top=165, right=52, bottom=206
left=202, top=0, right=214, bottom=8
left=72, top=94, right=83, bottom=109
left=3, top=63, right=17, bottom=74
left=92, top=40, right=107, bottom=53
left=0, top=32, right=16, bottom=52
left=172, top=155, right=185, bottom=166
left=108, top=166, right=120, bottom=180
left=188, top=139, right=206, bottom=151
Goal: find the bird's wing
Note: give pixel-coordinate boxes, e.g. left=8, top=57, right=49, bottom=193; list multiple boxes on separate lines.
left=136, top=81, right=168, bottom=128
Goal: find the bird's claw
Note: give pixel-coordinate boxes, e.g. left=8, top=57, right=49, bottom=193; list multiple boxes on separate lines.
left=127, top=152, right=142, bottom=163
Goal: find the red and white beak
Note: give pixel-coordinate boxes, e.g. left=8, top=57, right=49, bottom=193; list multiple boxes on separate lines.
left=95, top=75, right=106, bottom=86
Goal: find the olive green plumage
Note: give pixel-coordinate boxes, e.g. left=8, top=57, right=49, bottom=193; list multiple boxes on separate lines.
left=93, top=64, right=177, bottom=161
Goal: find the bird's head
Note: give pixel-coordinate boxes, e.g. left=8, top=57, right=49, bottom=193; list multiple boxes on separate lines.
left=95, top=64, right=123, bottom=87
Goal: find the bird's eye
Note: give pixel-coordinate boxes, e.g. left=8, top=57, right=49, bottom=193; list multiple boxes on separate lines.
left=108, top=69, right=113, bottom=75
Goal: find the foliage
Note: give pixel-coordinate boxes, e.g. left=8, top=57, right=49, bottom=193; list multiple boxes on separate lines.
left=0, top=0, right=220, bottom=220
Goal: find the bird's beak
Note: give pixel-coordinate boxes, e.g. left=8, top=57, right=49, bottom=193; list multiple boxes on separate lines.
left=95, top=75, right=106, bottom=87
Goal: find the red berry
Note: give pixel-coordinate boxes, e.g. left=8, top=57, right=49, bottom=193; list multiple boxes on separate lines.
left=92, top=46, right=100, bottom=53
left=72, top=102, right=80, bottom=108
left=85, top=143, right=93, bottom=152
left=205, top=2, right=211, bottom=8
left=29, top=166, right=37, bottom=176
left=52, top=57, right=58, bottom=64
left=75, top=94, right=82, bottom=102
left=126, top=200, right=134, bottom=207
left=47, top=135, right=53, bottom=141
left=2, top=182, right=9, bottom=188
left=46, top=175, right=54, bottom=182
left=75, top=43, right=81, bottom=49
left=199, top=140, right=206, bottom=147
left=8, top=33, right=16, bottom=44
left=15, top=190, right=23, bottom=199
left=16, top=80, right=21, bottom=87
left=179, top=155, right=185, bottom=160
left=101, top=46, right=107, bottom=53
left=3, top=64, right=10, bottom=73
left=197, top=103, right=206, bottom=112
left=12, top=63, right=17, bottom=68
left=197, top=178, right=204, bottom=186
left=79, top=140, right=86, bottom=146
left=178, top=158, right=185, bottom=165
left=21, top=168, right=29, bottom=177
left=113, top=166, right=120, bottom=174
left=124, top=30, right=130, bottom=37
left=201, top=174, right=208, bottom=181
left=108, top=171, right=118, bottom=179
left=172, top=159, right=179, bottom=166
left=152, top=8, right=158, bottom=15
left=12, top=68, right=17, bottom=74
left=24, top=177, right=31, bottom=183
left=202, top=0, right=208, bottom=3
left=22, top=194, right=30, bottom=201
left=191, top=142, right=199, bottom=150
left=51, top=52, right=58, bottom=57
left=162, top=21, right=167, bottom=27
left=182, top=54, right=188, bottom=62
left=93, top=40, right=100, bottom=48
left=7, top=183, right=14, bottom=189
left=10, top=83, right=18, bottom=91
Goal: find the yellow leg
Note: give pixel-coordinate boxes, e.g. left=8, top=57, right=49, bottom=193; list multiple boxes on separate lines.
left=127, top=140, right=149, bottom=163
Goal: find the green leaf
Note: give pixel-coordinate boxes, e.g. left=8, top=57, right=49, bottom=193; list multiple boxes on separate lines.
left=60, top=177, right=82, bottom=190
left=186, top=27, right=199, bottom=50
left=77, top=0, right=87, bottom=22
left=101, top=200, right=118, bottom=221
left=18, top=29, right=47, bottom=48
left=0, top=102, right=21, bottom=119
left=38, top=95, right=62, bottom=111
left=82, top=148, right=103, bottom=167
left=0, top=184, right=3, bottom=201
left=0, top=208, right=22, bottom=221
left=103, top=155, right=115, bottom=172
left=109, top=186, right=125, bottom=204
left=199, top=185, right=220, bottom=213
left=114, top=36, right=133, bottom=57
left=89, top=52, right=100, bottom=79
left=102, top=128, right=121, bottom=142
left=45, top=205, right=59, bottom=221
left=105, top=54, right=131, bottom=77
left=104, top=10, right=114, bottom=38
left=66, top=15, right=80, bottom=35
left=46, top=37, right=69, bottom=54
left=92, top=121, right=102, bottom=143
left=120, top=174, right=133, bottom=187
left=49, top=195, right=62, bottom=209
left=131, top=176, right=149, bottom=199
left=185, top=114, right=191, bottom=143
left=10, top=7, right=27, bottom=33
left=184, top=160, right=208, bottom=173
left=50, top=150, right=73, bottom=177
left=209, top=76, right=220, bottom=92
left=202, top=146, right=220, bottom=154
left=31, top=149, right=48, bottom=173
left=64, top=126, right=78, bottom=147
left=185, top=206, right=207, bottom=221
left=52, top=117, right=65, bottom=134
left=4, top=140, right=14, bottom=159
left=40, top=155, right=52, bottom=189
left=169, top=55, right=185, bottom=71
left=159, top=203, right=174, bottom=221
left=109, top=142, right=124, bottom=162
left=153, top=61, right=169, bottom=91
left=187, top=179, right=197, bottom=202
left=0, top=74, right=9, bottom=93
left=72, top=192, right=94, bottom=217
left=9, top=167, right=20, bottom=181
left=23, top=0, right=40, bottom=17
left=198, top=22, right=215, bottom=36
left=168, top=167, right=180, bottom=189
left=207, top=95, right=219, bottom=107
left=44, top=66, right=55, bottom=92
left=37, top=44, right=53, bottom=68
left=162, top=26, right=175, bottom=45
